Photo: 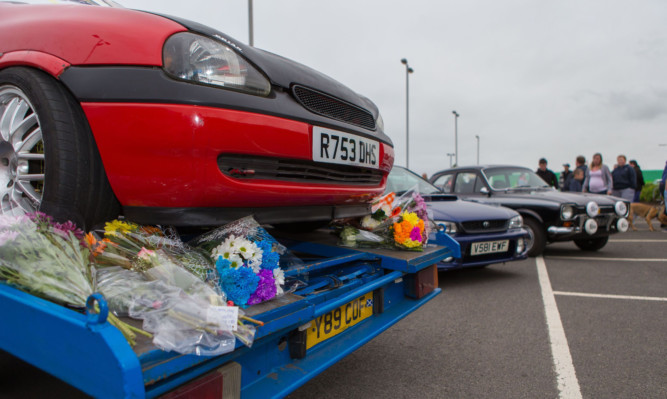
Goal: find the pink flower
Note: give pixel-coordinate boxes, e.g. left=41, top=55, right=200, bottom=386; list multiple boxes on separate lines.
left=137, top=247, right=156, bottom=260
left=409, top=226, right=423, bottom=242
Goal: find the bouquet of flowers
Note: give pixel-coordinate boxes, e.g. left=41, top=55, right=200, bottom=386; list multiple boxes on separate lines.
left=0, top=213, right=150, bottom=346
left=88, top=219, right=263, bottom=353
left=339, top=188, right=430, bottom=251
left=190, top=216, right=286, bottom=307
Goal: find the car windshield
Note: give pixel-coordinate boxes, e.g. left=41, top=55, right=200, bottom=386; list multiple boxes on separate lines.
left=482, top=167, right=551, bottom=190
left=385, top=167, right=442, bottom=195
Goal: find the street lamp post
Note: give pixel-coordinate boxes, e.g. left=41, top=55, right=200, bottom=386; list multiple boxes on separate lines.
left=401, top=58, right=414, bottom=169
left=447, top=153, right=455, bottom=168
left=452, top=111, right=459, bottom=166
left=475, top=135, right=480, bottom=165
left=248, top=0, right=254, bottom=46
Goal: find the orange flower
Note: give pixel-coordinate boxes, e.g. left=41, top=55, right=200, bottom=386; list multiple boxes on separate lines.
left=84, top=232, right=97, bottom=247
left=140, top=226, right=162, bottom=236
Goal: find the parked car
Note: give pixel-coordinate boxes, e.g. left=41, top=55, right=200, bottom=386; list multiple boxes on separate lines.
left=0, top=1, right=393, bottom=229
left=429, top=165, right=630, bottom=256
left=386, top=166, right=528, bottom=270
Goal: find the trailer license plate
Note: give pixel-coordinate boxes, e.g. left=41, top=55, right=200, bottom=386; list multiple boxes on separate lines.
left=306, top=292, right=374, bottom=349
left=471, top=240, right=509, bottom=255
left=312, top=126, right=380, bottom=169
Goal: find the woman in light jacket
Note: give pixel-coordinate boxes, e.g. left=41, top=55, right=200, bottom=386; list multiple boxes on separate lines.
left=583, top=153, right=613, bottom=194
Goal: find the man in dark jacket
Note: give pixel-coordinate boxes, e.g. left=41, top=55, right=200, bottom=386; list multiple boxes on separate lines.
left=536, top=158, right=559, bottom=189
left=611, top=155, right=636, bottom=201
left=628, top=160, right=645, bottom=202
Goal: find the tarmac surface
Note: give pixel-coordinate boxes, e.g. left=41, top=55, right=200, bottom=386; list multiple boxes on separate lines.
left=289, top=221, right=667, bottom=398
left=1, top=220, right=665, bottom=398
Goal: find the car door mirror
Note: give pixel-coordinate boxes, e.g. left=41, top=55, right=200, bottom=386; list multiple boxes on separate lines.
left=480, top=186, right=490, bottom=196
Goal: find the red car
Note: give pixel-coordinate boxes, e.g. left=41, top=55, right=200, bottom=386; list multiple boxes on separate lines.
left=0, top=1, right=393, bottom=228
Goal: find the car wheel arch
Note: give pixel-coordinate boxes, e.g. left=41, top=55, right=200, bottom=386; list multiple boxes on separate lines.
left=516, top=208, right=543, bottom=224
left=0, top=51, right=71, bottom=78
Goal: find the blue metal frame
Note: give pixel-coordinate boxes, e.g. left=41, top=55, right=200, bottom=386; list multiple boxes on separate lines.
left=0, top=284, right=144, bottom=398
left=0, top=231, right=460, bottom=398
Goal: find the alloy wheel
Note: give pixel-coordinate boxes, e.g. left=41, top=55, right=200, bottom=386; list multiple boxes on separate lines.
left=0, top=86, right=45, bottom=216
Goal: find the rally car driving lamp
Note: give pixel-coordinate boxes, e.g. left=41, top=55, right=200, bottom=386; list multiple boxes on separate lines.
left=584, top=218, right=598, bottom=235
left=614, top=201, right=628, bottom=217
left=586, top=201, right=600, bottom=218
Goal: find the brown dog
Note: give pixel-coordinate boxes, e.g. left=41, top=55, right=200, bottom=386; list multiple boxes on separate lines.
left=628, top=202, right=666, bottom=231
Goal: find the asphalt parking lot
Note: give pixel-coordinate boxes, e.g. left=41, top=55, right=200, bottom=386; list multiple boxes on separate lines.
left=289, top=220, right=667, bottom=399
left=1, top=220, right=665, bottom=398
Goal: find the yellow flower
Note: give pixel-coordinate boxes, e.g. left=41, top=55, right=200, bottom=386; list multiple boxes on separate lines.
left=401, top=211, right=420, bottom=226
left=104, top=220, right=137, bottom=237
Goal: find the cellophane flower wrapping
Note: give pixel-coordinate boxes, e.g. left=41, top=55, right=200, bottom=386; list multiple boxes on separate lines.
left=91, top=219, right=255, bottom=354
left=92, top=220, right=220, bottom=292
left=0, top=213, right=151, bottom=347
left=189, top=216, right=290, bottom=307
left=0, top=213, right=91, bottom=307
left=96, top=266, right=237, bottom=356
left=339, top=188, right=430, bottom=251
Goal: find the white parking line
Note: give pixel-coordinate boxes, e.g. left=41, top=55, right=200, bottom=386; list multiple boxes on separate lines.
left=536, top=256, right=582, bottom=399
left=546, top=256, right=667, bottom=262
left=554, top=291, right=667, bottom=302
left=609, top=239, right=667, bottom=243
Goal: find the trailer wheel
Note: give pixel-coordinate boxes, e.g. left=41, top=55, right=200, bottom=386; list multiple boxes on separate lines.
left=0, top=67, right=119, bottom=229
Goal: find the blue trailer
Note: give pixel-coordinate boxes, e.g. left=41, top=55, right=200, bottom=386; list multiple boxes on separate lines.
left=0, top=230, right=459, bottom=398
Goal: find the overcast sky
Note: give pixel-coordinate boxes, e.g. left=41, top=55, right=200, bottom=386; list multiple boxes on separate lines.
left=124, top=0, right=667, bottom=175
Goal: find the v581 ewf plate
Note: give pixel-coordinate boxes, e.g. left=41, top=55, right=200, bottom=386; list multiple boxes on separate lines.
left=471, top=240, right=509, bottom=256
left=312, top=126, right=380, bottom=169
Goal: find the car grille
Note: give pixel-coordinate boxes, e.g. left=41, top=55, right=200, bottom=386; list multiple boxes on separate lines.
left=218, top=154, right=383, bottom=185
left=292, top=85, right=376, bottom=130
left=460, top=219, right=508, bottom=234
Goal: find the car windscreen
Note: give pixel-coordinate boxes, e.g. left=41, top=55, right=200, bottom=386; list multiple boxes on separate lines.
left=385, top=167, right=442, bottom=195
left=482, top=167, right=550, bottom=190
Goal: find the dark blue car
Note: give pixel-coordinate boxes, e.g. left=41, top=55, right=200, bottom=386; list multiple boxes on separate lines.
left=387, top=167, right=528, bottom=270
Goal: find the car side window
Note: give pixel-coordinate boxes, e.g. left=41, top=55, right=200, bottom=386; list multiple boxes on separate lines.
left=489, top=175, right=509, bottom=189
left=432, top=174, right=454, bottom=193
left=454, top=172, right=482, bottom=194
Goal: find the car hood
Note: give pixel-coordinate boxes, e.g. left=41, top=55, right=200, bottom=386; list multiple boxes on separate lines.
left=493, top=189, right=624, bottom=207
left=425, top=195, right=518, bottom=222
left=159, top=14, right=380, bottom=117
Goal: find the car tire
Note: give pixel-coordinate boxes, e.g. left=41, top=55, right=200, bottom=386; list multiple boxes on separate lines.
left=573, top=236, right=609, bottom=251
left=523, top=217, right=546, bottom=257
left=0, top=67, right=119, bottom=229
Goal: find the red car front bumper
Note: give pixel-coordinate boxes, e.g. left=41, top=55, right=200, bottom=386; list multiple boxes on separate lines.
left=82, top=102, right=393, bottom=224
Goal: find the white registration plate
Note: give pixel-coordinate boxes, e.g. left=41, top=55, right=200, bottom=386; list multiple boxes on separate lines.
left=312, top=126, right=380, bottom=169
left=471, top=240, right=509, bottom=256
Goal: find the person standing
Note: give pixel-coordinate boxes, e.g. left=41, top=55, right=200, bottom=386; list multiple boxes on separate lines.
left=583, top=153, right=612, bottom=194
left=573, top=155, right=587, bottom=192
left=660, top=160, right=667, bottom=231
left=611, top=155, right=636, bottom=201
left=628, top=160, right=645, bottom=203
left=559, top=163, right=573, bottom=191
left=536, top=158, right=559, bottom=189
left=568, top=168, right=585, bottom=192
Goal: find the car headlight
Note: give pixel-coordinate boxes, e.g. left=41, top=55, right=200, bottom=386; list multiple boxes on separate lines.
left=435, top=221, right=457, bottom=234
left=614, top=201, right=628, bottom=217
left=560, top=204, right=574, bottom=220
left=376, top=113, right=385, bottom=131
left=508, top=215, right=523, bottom=229
left=163, top=32, right=271, bottom=96
left=586, top=201, right=599, bottom=217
